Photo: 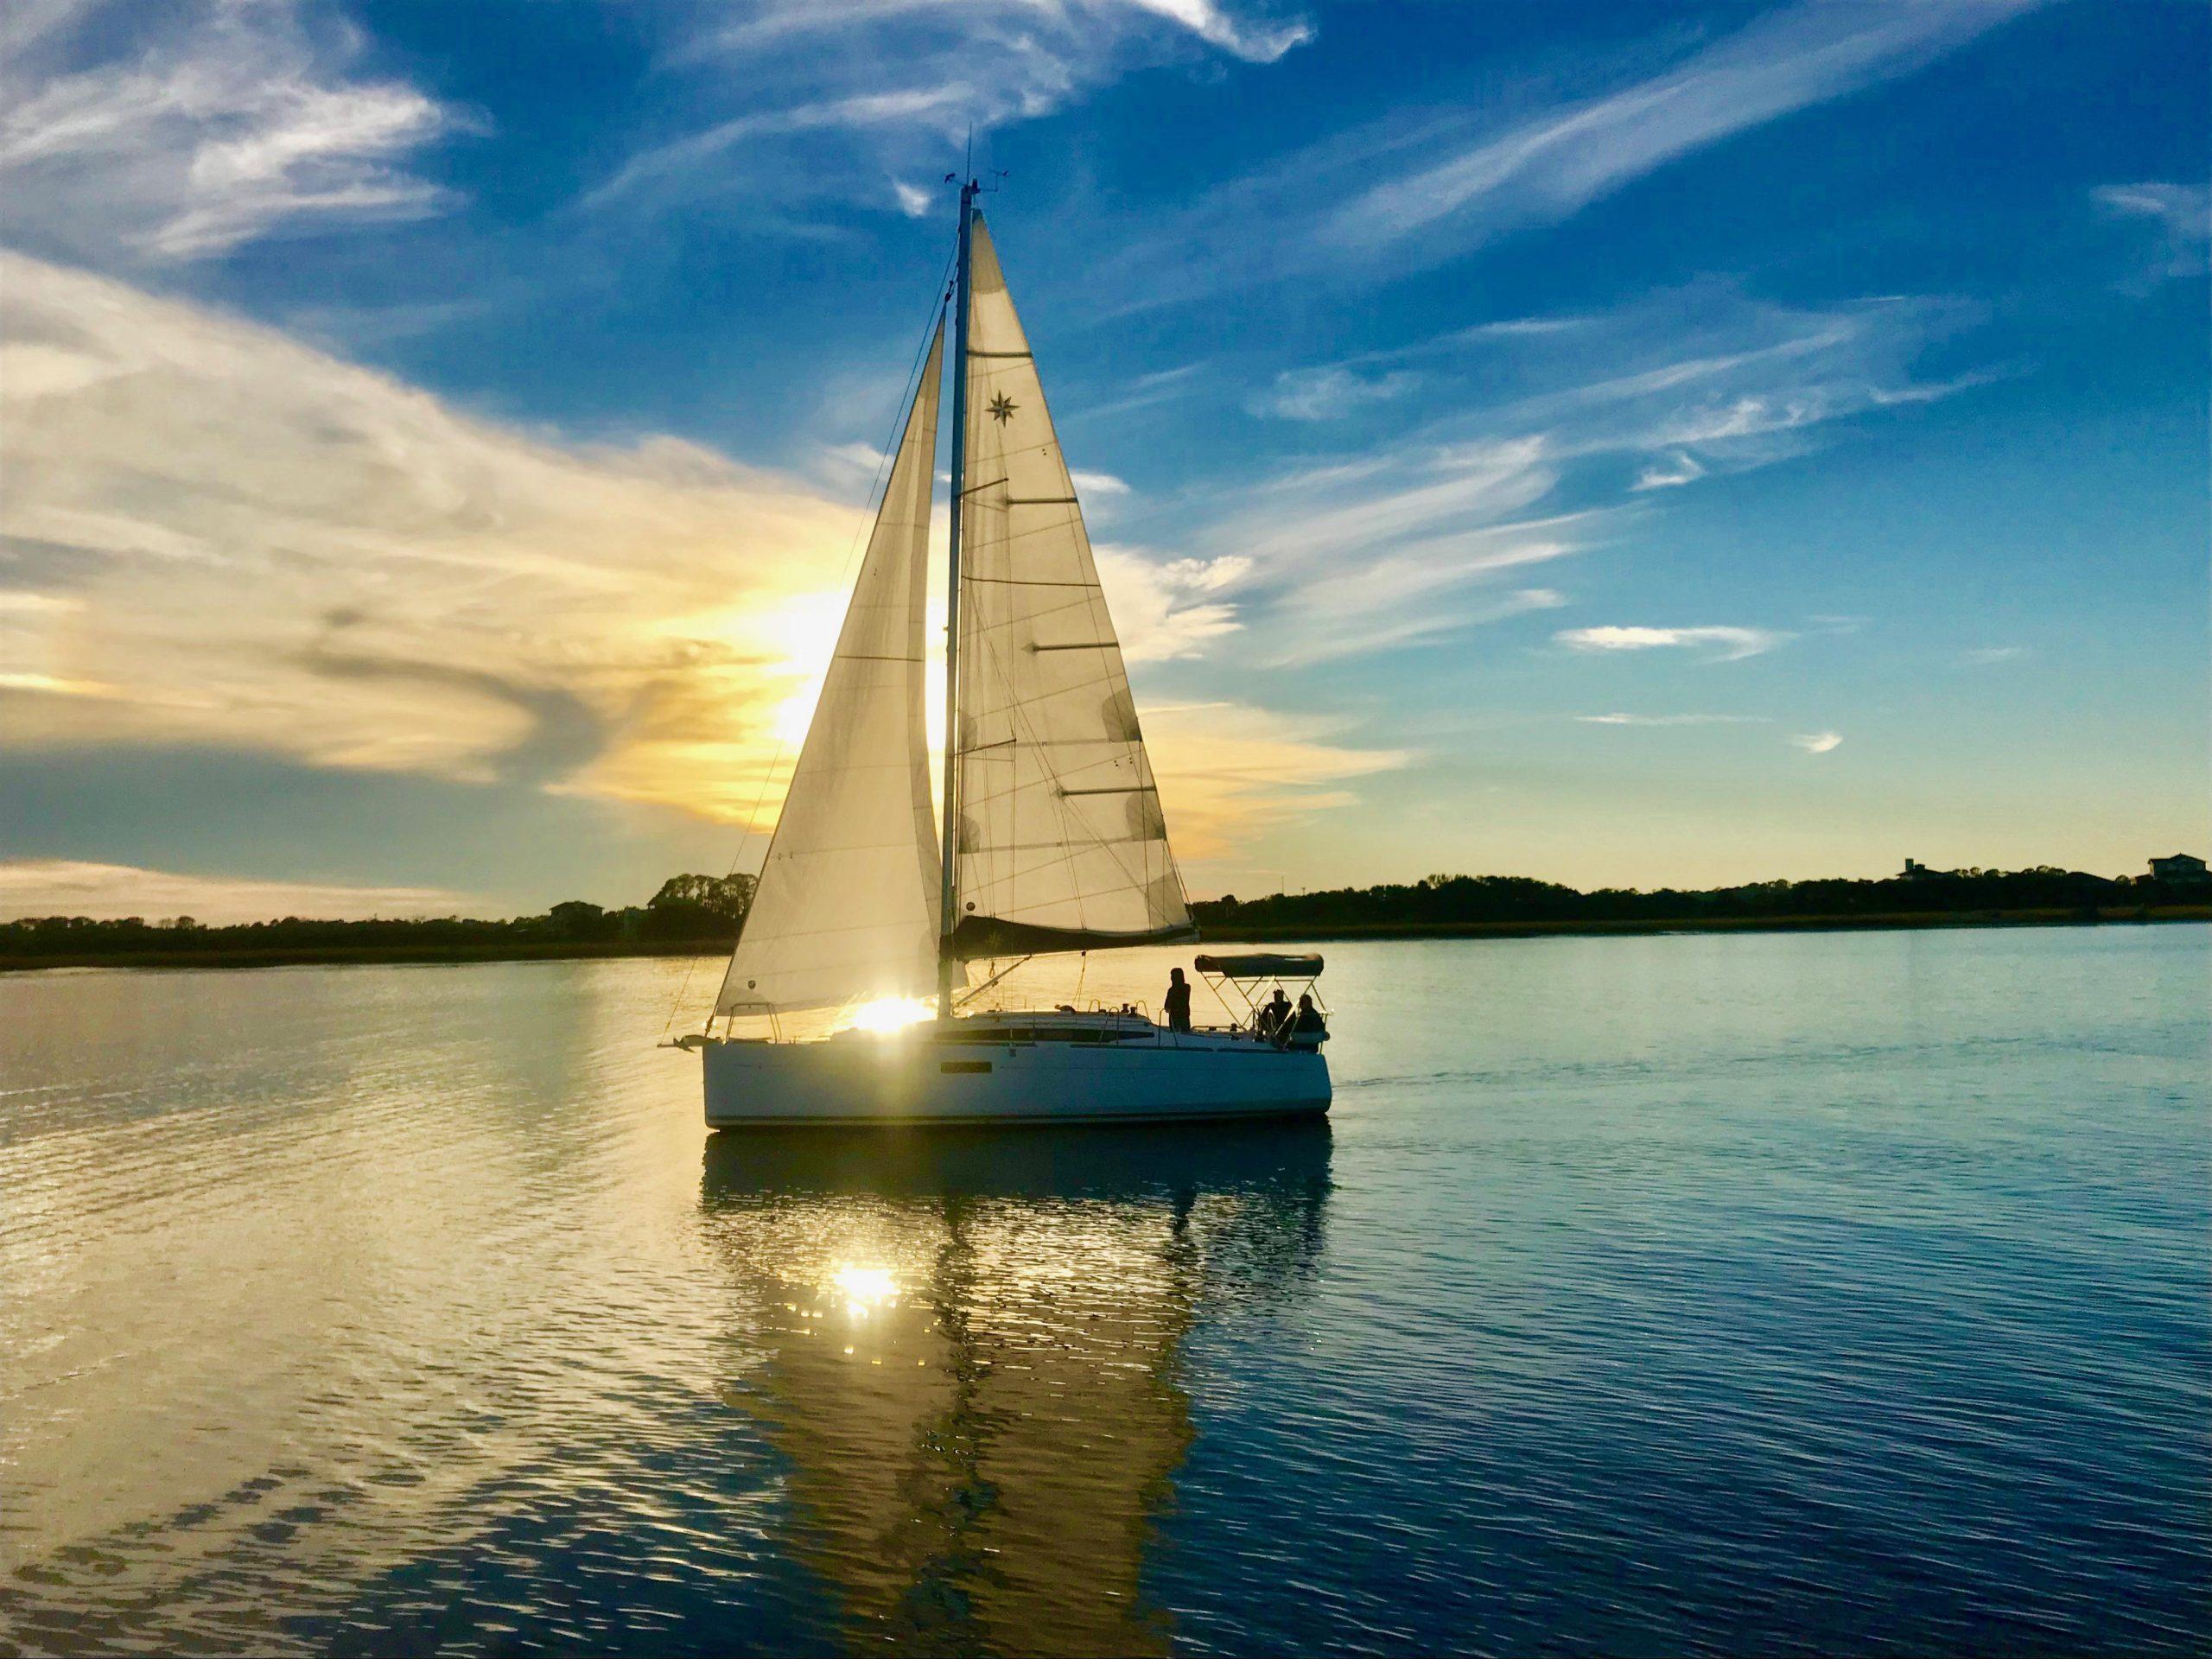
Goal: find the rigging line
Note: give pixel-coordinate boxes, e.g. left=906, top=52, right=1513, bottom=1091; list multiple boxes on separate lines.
left=661, top=252, right=957, bottom=1042
left=953, top=954, right=1032, bottom=1008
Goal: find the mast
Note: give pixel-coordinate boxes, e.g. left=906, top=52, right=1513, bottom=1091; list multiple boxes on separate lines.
left=937, top=176, right=979, bottom=1018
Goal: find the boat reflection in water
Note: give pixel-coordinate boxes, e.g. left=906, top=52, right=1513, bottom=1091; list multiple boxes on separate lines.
left=698, top=1122, right=1332, bottom=1654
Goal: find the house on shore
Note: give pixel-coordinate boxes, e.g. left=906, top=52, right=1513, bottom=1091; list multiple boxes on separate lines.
left=2149, top=853, right=2208, bottom=886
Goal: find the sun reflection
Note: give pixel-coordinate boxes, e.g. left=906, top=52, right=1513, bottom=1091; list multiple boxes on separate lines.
left=839, top=996, right=934, bottom=1034
left=832, top=1264, right=899, bottom=1319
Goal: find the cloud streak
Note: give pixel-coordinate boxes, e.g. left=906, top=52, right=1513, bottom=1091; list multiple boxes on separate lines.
left=0, top=0, right=461, bottom=266
left=1325, top=2, right=2031, bottom=258
left=1632, top=452, right=1706, bottom=491
left=1246, top=365, right=1421, bottom=422
left=2096, top=181, right=2212, bottom=283
left=1557, top=625, right=1791, bottom=661
left=588, top=0, right=1311, bottom=217
left=1170, top=278, right=1990, bottom=666
left=1171, top=435, right=1591, bottom=662
left=1111, top=0, right=2031, bottom=303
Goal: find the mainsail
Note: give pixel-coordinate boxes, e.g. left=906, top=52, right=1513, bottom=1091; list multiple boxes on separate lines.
left=947, top=216, right=1195, bottom=961
left=715, top=325, right=945, bottom=1015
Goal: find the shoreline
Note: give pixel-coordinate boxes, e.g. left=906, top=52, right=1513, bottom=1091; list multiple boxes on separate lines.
left=1191, top=906, right=2209, bottom=944
left=4, top=906, right=2202, bottom=973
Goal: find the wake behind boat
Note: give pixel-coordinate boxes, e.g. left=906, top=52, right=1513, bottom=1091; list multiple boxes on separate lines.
left=681, top=179, right=1332, bottom=1128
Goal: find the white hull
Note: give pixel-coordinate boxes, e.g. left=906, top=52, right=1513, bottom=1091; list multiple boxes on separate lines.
left=701, top=1015, right=1330, bottom=1128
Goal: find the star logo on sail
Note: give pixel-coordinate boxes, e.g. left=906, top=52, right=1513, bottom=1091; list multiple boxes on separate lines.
left=986, top=392, right=1018, bottom=424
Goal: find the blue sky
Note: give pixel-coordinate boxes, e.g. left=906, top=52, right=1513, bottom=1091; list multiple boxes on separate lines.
left=1, top=0, right=2204, bottom=920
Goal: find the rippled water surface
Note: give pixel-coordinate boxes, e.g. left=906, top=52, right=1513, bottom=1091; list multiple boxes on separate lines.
left=3, top=926, right=2207, bottom=1655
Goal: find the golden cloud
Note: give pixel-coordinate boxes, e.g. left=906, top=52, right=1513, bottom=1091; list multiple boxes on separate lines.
left=3, top=254, right=1402, bottom=860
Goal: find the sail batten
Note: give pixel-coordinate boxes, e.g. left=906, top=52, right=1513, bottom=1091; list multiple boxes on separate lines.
left=949, top=215, right=1193, bottom=963
left=713, top=322, right=947, bottom=1016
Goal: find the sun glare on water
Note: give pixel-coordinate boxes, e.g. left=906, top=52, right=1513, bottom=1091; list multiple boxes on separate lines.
left=833, top=1264, right=899, bottom=1317
left=842, top=995, right=934, bottom=1034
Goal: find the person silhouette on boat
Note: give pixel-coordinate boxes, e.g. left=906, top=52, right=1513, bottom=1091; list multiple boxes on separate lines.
left=1257, top=987, right=1293, bottom=1042
left=1163, top=967, right=1192, bottom=1034
left=1286, top=993, right=1327, bottom=1050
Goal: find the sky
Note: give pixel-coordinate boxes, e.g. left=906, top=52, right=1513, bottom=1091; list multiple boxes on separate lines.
left=1, top=0, right=2205, bottom=921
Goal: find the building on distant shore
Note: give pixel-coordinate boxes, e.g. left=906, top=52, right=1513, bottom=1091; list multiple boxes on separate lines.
left=2149, top=853, right=2208, bottom=885
left=1899, top=858, right=1937, bottom=879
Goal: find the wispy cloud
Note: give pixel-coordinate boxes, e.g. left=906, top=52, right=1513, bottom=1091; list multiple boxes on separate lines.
left=1789, top=730, right=1843, bottom=754
left=1177, top=437, right=1589, bottom=661
left=0, top=0, right=461, bottom=266
left=1219, top=437, right=1566, bottom=569
left=1631, top=451, right=1706, bottom=491
left=1273, top=582, right=1565, bottom=664
left=1093, top=546, right=1246, bottom=662
left=2095, top=181, right=2211, bottom=283
left=1324, top=3, right=2030, bottom=260
left=1122, top=0, right=1311, bottom=62
left=0, top=858, right=474, bottom=923
left=812, top=439, right=891, bottom=499
left=1576, top=712, right=1769, bottom=727
left=584, top=86, right=966, bottom=213
left=588, top=0, right=1311, bottom=217
left=1557, top=625, right=1790, bottom=661
left=1074, top=365, right=1208, bottom=425
left=1112, top=0, right=2031, bottom=302
left=1159, top=279, right=1987, bottom=667
left=1960, top=644, right=2027, bottom=665
left=1246, top=365, right=1420, bottom=421
left=1484, top=286, right=1987, bottom=467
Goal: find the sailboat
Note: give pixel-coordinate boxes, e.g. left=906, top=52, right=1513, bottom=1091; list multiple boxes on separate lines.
left=687, top=180, right=1332, bottom=1128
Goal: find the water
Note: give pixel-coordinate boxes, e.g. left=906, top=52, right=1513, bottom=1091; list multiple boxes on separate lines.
left=3, top=925, right=2205, bottom=1655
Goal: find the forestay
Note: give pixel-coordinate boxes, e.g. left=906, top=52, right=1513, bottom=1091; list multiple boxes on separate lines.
left=949, top=216, right=1196, bottom=961
left=715, top=326, right=946, bottom=1014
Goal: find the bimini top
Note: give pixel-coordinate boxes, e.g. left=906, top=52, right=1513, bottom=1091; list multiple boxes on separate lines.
left=1194, top=952, right=1323, bottom=980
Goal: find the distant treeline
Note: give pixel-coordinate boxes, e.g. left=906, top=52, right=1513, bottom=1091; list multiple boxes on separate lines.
left=7, top=863, right=2205, bottom=969
left=1192, top=866, right=2204, bottom=932
left=0, top=873, right=755, bottom=962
